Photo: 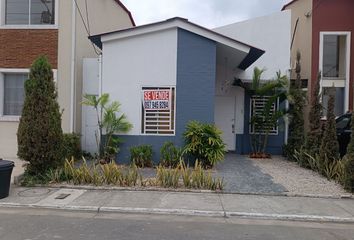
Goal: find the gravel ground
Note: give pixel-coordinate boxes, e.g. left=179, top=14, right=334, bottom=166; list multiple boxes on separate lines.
left=250, top=156, right=349, bottom=196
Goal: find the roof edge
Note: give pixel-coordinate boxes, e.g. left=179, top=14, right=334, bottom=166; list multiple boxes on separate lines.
left=89, top=17, right=264, bottom=54
left=113, top=0, right=136, bottom=26
left=281, top=0, right=299, bottom=11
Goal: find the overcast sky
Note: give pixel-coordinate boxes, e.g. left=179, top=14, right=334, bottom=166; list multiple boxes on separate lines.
left=121, top=0, right=290, bottom=28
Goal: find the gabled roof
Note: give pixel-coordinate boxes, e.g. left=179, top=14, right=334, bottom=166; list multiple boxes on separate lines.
left=89, top=17, right=265, bottom=70
left=281, top=0, right=300, bottom=11
left=113, top=0, right=135, bottom=26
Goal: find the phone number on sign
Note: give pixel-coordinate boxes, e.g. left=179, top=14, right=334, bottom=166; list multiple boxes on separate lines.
left=144, top=100, right=169, bottom=110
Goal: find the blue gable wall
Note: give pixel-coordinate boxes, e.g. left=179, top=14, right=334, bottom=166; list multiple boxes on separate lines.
left=175, top=29, right=216, bottom=139
left=116, top=29, right=217, bottom=164
left=236, top=93, right=286, bottom=155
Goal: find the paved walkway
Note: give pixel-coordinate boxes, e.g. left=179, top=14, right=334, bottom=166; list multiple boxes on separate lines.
left=1, top=186, right=354, bottom=223
left=215, top=154, right=287, bottom=194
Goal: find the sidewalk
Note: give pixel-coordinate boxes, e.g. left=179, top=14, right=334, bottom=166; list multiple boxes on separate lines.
left=1, top=186, right=354, bottom=223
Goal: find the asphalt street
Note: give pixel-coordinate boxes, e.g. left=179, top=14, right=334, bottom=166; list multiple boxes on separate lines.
left=1, top=208, right=354, bottom=240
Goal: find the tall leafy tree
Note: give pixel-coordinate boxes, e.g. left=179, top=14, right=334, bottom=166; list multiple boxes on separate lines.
left=17, top=56, right=63, bottom=174
left=287, top=51, right=306, bottom=159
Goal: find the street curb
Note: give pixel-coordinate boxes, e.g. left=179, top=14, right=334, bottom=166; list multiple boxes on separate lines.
left=1, top=202, right=354, bottom=223
left=30, top=184, right=353, bottom=200
left=221, top=191, right=353, bottom=200
left=226, top=211, right=354, bottom=223
left=32, top=184, right=216, bottom=194
left=99, top=206, right=225, bottom=217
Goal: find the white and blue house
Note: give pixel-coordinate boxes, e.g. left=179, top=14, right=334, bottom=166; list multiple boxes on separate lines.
left=87, top=12, right=291, bottom=163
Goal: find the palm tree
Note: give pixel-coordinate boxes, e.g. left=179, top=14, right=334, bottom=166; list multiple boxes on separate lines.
left=247, top=67, right=289, bottom=156
left=82, top=94, right=132, bottom=162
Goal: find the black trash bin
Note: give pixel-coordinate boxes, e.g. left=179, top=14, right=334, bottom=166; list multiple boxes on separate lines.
left=0, top=160, right=15, bottom=199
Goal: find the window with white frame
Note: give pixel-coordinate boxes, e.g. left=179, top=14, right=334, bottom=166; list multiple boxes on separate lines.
left=141, top=87, right=175, bottom=135
left=320, top=32, right=351, bottom=115
left=322, top=35, right=347, bottom=79
left=250, top=95, right=279, bottom=135
left=1, top=73, right=28, bottom=116
left=5, top=0, right=55, bottom=25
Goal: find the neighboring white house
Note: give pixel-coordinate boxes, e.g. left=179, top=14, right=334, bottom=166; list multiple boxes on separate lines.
left=214, top=10, right=291, bottom=81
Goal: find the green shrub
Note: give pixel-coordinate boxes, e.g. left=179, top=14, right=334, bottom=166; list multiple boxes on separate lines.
left=57, top=158, right=140, bottom=186
left=21, top=169, right=52, bottom=186
left=160, top=142, right=180, bottom=168
left=342, top=154, right=354, bottom=192
left=156, top=165, right=180, bottom=188
left=17, top=56, right=63, bottom=174
left=293, top=147, right=312, bottom=169
left=130, top=145, right=153, bottom=168
left=43, top=158, right=224, bottom=190
left=341, top=113, right=354, bottom=192
left=183, top=121, right=226, bottom=168
left=156, top=160, right=224, bottom=190
left=63, top=133, right=82, bottom=160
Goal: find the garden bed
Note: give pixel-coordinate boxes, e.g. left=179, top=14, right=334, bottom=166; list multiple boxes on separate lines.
left=21, top=159, right=224, bottom=192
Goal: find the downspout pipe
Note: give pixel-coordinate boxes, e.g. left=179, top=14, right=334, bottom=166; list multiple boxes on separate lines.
left=99, top=55, right=102, bottom=98
left=70, top=0, right=76, bottom=133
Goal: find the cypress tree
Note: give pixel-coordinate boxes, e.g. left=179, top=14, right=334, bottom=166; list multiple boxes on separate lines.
left=319, top=90, right=339, bottom=163
left=305, top=72, right=322, bottom=156
left=17, top=56, right=63, bottom=174
left=287, top=51, right=306, bottom=159
left=342, top=113, right=354, bottom=192
left=345, top=113, right=354, bottom=155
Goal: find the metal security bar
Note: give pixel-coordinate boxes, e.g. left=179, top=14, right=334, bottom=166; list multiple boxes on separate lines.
left=142, top=87, right=175, bottom=135
left=250, top=95, right=279, bottom=135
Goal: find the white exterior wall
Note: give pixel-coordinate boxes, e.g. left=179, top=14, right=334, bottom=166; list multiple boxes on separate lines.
left=215, top=64, right=245, bottom=134
left=82, top=58, right=100, bottom=153
left=214, top=11, right=291, bottom=80
left=102, top=29, right=178, bottom=135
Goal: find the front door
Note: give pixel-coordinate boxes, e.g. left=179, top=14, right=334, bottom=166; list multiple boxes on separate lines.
left=214, top=96, right=236, bottom=151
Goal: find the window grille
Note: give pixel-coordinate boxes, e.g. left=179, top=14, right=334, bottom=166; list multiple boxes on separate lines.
left=141, top=87, right=175, bottom=135
left=250, top=95, right=279, bottom=135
